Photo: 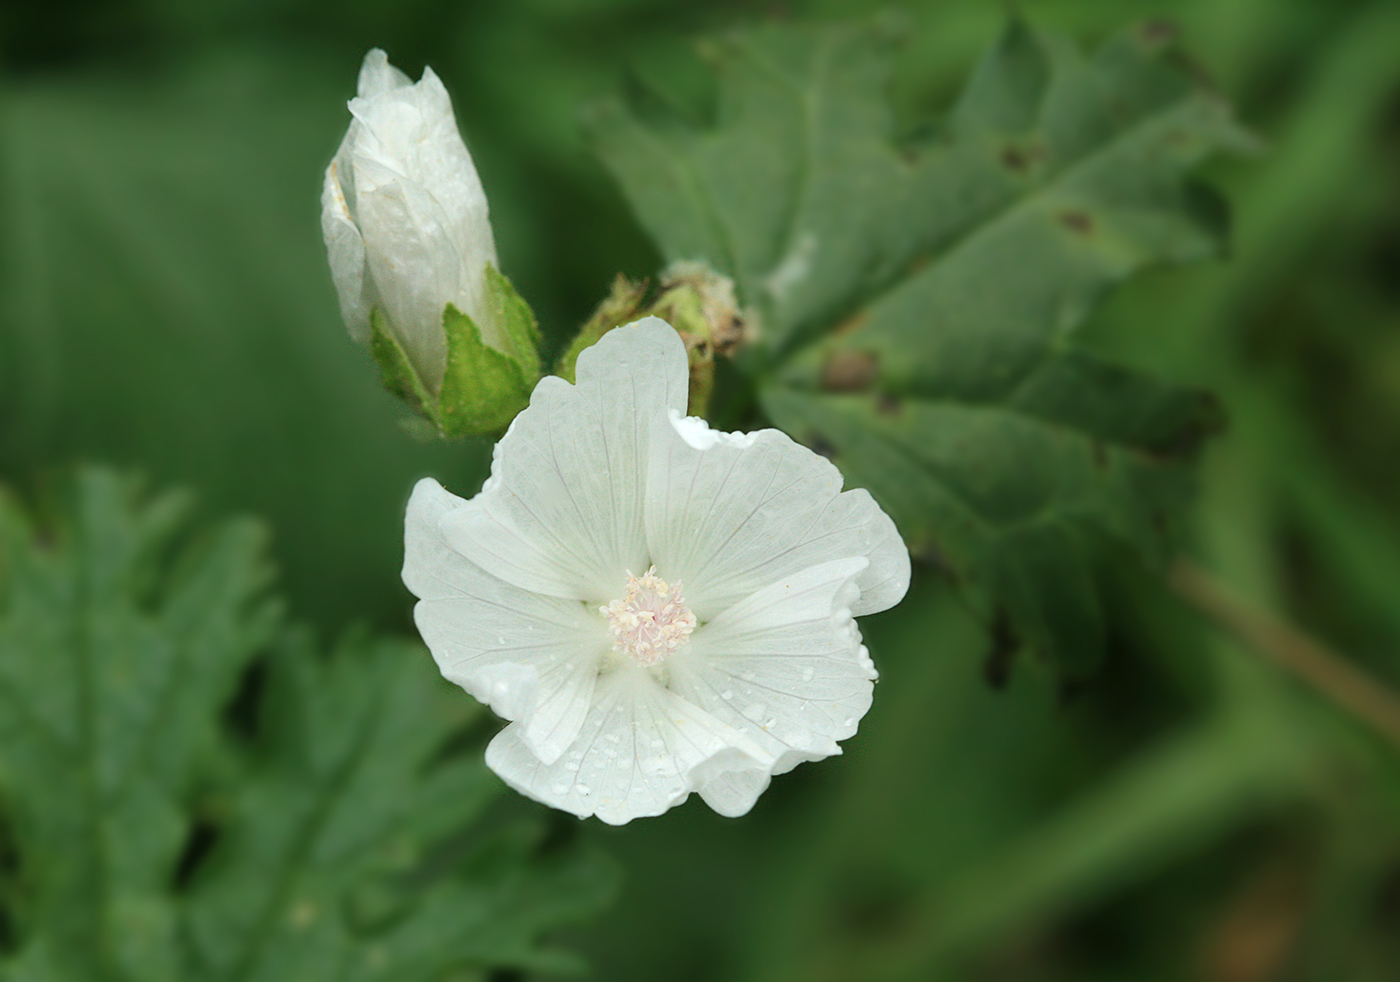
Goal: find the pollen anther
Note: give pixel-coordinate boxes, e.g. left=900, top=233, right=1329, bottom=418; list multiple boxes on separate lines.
left=601, top=566, right=697, bottom=666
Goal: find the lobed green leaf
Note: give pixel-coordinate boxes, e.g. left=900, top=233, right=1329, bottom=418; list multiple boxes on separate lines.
left=0, top=469, right=617, bottom=981
left=588, top=19, right=1244, bottom=676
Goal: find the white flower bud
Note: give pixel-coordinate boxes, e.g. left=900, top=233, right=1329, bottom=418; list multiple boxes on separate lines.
left=321, top=49, right=499, bottom=393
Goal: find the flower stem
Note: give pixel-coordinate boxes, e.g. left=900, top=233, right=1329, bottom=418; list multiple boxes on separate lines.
left=1169, top=558, right=1400, bottom=753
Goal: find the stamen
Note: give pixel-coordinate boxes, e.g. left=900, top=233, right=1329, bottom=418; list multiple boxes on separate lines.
left=601, top=566, right=697, bottom=666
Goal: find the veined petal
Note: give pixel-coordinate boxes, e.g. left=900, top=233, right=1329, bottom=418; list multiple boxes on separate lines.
left=337, top=49, right=500, bottom=388
left=404, top=479, right=607, bottom=762
left=484, top=665, right=774, bottom=825
left=320, top=154, right=370, bottom=344
left=441, top=319, right=688, bottom=603
left=670, top=558, right=877, bottom=775
left=646, top=411, right=910, bottom=619
left=351, top=156, right=457, bottom=388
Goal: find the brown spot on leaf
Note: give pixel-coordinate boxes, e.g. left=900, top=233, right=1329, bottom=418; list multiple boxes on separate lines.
left=915, top=541, right=954, bottom=574
left=1152, top=396, right=1226, bottom=458
left=983, top=610, right=1018, bottom=690
left=1059, top=210, right=1094, bottom=235
left=1377, top=865, right=1400, bottom=924
left=833, top=311, right=870, bottom=337
left=1151, top=511, right=1169, bottom=539
left=1057, top=677, right=1093, bottom=706
left=875, top=392, right=902, bottom=417
left=1140, top=19, right=1179, bottom=46
left=1001, top=145, right=1028, bottom=173
left=1197, top=851, right=1310, bottom=982
left=822, top=349, right=880, bottom=393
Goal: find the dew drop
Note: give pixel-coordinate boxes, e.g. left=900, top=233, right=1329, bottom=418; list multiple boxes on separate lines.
left=577, top=784, right=592, bottom=797
left=721, top=689, right=733, bottom=700
left=801, top=666, right=815, bottom=682
left=764, top=718, right=777, bottom=729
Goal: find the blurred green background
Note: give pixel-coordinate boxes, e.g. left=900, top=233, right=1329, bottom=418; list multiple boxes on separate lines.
left=3, top=0, right=1400, bottom=979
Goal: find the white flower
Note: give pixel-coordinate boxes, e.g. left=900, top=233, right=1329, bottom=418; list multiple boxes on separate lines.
left=321, top=48, right=499, bottom=392
left=403, top=318, right=910, bottom=824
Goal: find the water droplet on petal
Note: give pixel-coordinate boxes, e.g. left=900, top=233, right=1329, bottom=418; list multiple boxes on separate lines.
left=721, top=689, right=733, bottom=700
left=577, top=784, right=591, bottom=797
left=801, top=666, right=815, bottom=682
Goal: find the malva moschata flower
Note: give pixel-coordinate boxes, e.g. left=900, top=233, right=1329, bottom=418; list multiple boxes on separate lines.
left=321, top=48, right=499, bottom=393
left=402, top=318, right=911, bottom=824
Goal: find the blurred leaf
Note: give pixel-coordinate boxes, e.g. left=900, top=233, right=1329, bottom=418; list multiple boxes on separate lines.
left=0, top=469, right=617, bottom=981
left=588, top=19, right=1243, bottom=677
left=0, top=56, right=491, bottom=629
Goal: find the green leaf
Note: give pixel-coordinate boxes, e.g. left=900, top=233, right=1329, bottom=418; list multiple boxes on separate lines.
left=437, top=304, right=534, bottom=438
left=0, top=469, right=617, bottom=980
left=587, top=19, right=1241, bottom=676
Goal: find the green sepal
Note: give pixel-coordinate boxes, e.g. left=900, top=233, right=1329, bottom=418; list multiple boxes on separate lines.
left=370, top=270, right=543, bottom=438
left=369, top=308, right=438, bottom=427
left=649, top=279, right=717, bottom=418
left=556, top=274, right=648, bottom=383
left=437, top=303, right=533, bottom=437
left=485, top=264, right=543, bottom=382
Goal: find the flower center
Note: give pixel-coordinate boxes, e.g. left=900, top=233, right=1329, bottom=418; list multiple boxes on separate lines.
left=601, top=566, right=696, bottom=666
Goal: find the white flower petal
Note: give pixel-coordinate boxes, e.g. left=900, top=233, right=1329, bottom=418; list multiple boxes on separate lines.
left=401, top=316, right=914, bottom=823
left=484, top=666, right=773, bottom=825
left=646, top=411, right=910, bottom=619
left=352, top=162, right=455, bottom=386
left=320, top=155, right=370, bottom=344
left=692, top=752, right=773, bottom=818
left=441, top=319, right=688, bottom=603
left=671, top=558, right=876, bottom=774
left=404, top=479, right=607, bottom=762
left=323, top=49, right=499, bottom=390
left=356, top=48, right=412, bottom=97
left=348, top=65, right=497, bottom=340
